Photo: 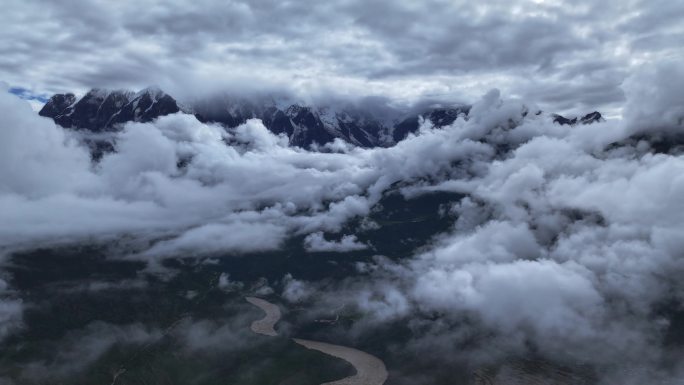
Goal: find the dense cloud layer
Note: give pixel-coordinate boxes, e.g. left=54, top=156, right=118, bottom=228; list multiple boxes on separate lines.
left=2, top=1, right=683, bottom=115
left=0, top=82, right=494, bottom=255
left=1, top=62, right=684, bottom=383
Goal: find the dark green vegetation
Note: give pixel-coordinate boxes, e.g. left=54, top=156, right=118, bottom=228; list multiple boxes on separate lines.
left=0, top=191, right=464, bottom=385
left=0, top=191, right=607, bottom=384
left=1, top=245, right=352, bottom=385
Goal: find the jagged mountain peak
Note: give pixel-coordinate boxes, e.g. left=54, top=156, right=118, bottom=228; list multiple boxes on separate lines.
left=39, top=86, right=602, bottom=152
left=552, top=111, right=604, bottom=126
left=580, top=111, right=603, bottom=124
left=38, top=86, right=475, bottom=148
left=78, top=89, right=135, bottom=111
left=39, top=93, right=77, bottom=118
left=39, top=87, right=180, bottom=131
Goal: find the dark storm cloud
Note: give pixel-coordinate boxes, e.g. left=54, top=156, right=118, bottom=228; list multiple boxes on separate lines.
left=1, top=0, right=682, bottom=113
left=354, top=1, right=592, bottom=76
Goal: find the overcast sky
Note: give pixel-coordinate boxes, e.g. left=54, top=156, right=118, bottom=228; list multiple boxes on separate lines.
left=1, top=0, right=682, bottom=115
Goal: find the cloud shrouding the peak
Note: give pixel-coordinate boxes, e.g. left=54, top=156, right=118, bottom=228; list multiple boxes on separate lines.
left=1, top=0, right=683, bottom=115
left=0, top=82, right=491, bottom=254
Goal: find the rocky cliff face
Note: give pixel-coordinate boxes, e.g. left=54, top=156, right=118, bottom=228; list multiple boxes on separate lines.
left=39, top=87, right=180, bottom=132
left=40, top=87, right=604, bottom=150
left=552, top=111, right=604, bottom=126
left=39, top=87, right=476, bottom=148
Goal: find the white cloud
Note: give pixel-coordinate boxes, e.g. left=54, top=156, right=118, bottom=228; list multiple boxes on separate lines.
left=218, top=273, right=244, bottom=292
left=281, top=273, right=316, bottom=303
left=0, top=84, right=94, bottom=198
left=303, top=232, right=368, bottom=252
left=141, top=222, right=288, bottom=258
left=262, top=63, right=684, bottom=381
left=622, top=60, right=684, bottom=134
left=0, top=294, right=22, bottom=342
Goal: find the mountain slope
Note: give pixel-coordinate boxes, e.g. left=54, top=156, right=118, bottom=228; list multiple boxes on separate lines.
left=39, top=88, right=180, bottom=132
left=39, top=87, right=603, bottom=150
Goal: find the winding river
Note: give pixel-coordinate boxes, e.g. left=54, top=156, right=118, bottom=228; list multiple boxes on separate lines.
left=245, top=297, right=388, bottom=385
left=245, top=296, right=281, bottom=336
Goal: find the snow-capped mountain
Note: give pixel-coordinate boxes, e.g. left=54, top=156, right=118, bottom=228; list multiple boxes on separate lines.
left=39, top=87, right=605, bottom=150
left=39, top=87, right=474, bottom=148
left=39, top=87, right=181, bottom=131
left=188, top=92, right=438, bottom=147
left=552, top=111, right=604, bottom=125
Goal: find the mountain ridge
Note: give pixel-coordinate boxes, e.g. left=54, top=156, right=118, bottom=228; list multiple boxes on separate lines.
left=39, top=87, right=602, bottom=149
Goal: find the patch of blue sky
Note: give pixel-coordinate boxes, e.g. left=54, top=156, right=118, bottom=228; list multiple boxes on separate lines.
left=8, top=87, right=49, bottom=103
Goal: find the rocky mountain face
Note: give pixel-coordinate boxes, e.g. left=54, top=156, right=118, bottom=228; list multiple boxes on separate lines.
left=192, top=99, right=347, bottom=147
left=552, top=111, right=604, bottom=125
left=392, top=106, right=471, bottom=143
left=548, top=110, right=684, bottom=154
left=39, top=87, right=181, bottom=131
left=37, top=93, right=77, bottom=118
left=39, top=87, right=474, bottom=148
left=39, top=87, right=604, bottom=150
left=186, top=93, right=474, bottom=147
